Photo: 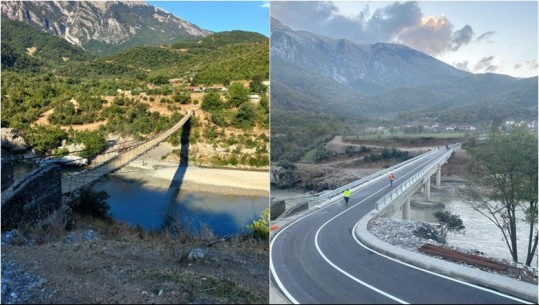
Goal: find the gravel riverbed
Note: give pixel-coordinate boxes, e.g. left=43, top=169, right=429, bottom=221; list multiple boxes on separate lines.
left=368, top=217, right=538, bottom=285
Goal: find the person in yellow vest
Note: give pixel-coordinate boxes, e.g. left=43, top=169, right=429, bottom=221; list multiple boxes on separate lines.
left=343, top=189, right=351, bottom=205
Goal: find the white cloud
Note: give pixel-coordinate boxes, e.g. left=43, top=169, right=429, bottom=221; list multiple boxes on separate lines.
left=271, top=1, right=479, bottom=56
left=473, top=56, right=498, bottom=73
left=514, top=60, right=538, bottom=71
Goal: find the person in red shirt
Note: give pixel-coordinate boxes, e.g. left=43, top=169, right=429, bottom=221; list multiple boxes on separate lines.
left=389, top=173, right=395, bottom=186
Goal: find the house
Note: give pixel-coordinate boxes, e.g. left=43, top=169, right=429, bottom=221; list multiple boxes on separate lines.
left=188, top=86, right=205, bottom=92
left=117, top=89, right=131, bottom=95
left=207, top=85, right=227, bottom=92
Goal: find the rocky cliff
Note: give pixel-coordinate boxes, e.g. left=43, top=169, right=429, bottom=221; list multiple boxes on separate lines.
left=1, top=1, right=211, bottom=55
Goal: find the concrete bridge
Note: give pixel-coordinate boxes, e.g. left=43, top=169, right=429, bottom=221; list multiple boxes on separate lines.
left=374, top=144, right=458, bottom=219
left=62, top=112, right=192, bottom=194
left=271, top=145, right=458, bottom=220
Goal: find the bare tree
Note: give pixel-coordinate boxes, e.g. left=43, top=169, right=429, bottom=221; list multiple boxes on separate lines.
left=461, top=128, right=538, bottom=266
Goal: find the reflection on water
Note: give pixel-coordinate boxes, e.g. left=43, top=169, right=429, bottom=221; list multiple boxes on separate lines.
left=93, top=176, right=268, bottom=236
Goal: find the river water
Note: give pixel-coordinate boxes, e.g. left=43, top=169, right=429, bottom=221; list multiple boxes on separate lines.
left=93, top=176, right=268, bottom=236
left=405, top=198, right=538, bottom=267
left=11, top=162, right=268, bottom=237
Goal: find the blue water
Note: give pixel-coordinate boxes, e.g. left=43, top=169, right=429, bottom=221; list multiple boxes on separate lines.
left=93, top=176, right=268, bottom=236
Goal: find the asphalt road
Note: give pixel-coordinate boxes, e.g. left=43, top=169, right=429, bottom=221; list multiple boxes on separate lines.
left=270, top=149, right=531, bottom=304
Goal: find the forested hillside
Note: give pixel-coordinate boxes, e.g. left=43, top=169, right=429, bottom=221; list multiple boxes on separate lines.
left=1, top=21, right=269, bottom=168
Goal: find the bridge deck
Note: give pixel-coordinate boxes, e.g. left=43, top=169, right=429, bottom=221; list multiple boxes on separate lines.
left=61, top=113, right=191, bottom=194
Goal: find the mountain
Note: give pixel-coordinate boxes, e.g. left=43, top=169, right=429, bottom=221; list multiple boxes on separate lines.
left=271, top=18, right=471, bottom=95
left=1, top=16, right=268, bottom=83
left=1, top=1, right=211, bottom=56
left=1, top=19, right=93, bottom=71
left=270, top=18, right=537, bottom=123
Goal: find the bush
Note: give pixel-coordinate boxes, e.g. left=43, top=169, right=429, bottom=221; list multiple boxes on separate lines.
left=69, top=187, right=111, bottom=219
left=433, top=211, right=465, bottom=244
left=76, top=130, right=106, bottom=158
left=246, top=208, right=269, bottom=240
left=23, top=125, right=67, bottom=153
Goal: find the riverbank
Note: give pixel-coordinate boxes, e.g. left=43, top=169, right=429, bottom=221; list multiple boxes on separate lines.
left=114, top=159, right=269, bottom=197
left=106, top=140, right=270, bottom=197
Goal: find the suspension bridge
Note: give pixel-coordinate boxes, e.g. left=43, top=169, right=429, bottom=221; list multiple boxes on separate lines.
left=61, top=112, right=192, bottom=195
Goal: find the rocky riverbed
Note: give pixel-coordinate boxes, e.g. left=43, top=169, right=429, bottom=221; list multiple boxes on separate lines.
left=368, top=217, right=538, bottom=285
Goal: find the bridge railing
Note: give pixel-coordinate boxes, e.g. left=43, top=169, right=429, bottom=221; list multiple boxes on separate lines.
left=62, top=113, right=191, bottom=194
left=312, top=147, right=441, bottom=205
left=374, top=144, right=460, bottom=213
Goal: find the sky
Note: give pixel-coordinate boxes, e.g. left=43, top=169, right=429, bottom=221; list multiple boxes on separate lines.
left=271, top=1, right=538, bottom=78
left=147, top=1, right=270, bottom=37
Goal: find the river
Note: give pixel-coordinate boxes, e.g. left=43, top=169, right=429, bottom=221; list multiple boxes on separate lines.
left=12, top=162, right=268, bottom=237
left=404, top=198, right=538, bottom=267
left=92, top=176, right=268, bottom=236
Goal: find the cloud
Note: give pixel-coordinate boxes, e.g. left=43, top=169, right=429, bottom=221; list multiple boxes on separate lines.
left=271, top=1, right=340, bottom=35
left=450, top=25, right=474, bottom=51
left=454, top=61, right=470, bottom=71
left=261, top=1, right=269, bottom=9
left=271, top=1, right=478, bottom=56
left=514, top=60, right=538, bottom=70
left=474, top=31, right=496, bottom=43
left=474, top=56, right=498, bottom=72
left=397, top=16, right=453, bottom=55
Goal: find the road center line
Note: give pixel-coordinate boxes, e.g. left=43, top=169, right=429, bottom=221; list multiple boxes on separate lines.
left=314, top=176, right=411, bottom=304
left=271, top=151, right=441, bottom=303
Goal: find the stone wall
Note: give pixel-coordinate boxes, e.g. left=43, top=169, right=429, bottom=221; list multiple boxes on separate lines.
left=1, top=165, right=62, bottom=230
left=270, top=200, right=285, bottom=220
left=1, top=159, right=14, bottom=191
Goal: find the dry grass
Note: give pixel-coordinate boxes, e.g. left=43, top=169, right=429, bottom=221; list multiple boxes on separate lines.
left=4, top=212, right=269, bottom=304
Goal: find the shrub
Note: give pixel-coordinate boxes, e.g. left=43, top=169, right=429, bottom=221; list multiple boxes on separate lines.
left=433, top=211, right=465, bottom=244
left=69, top=187, right=111, bottom=219
left=246, top=208, right=269, bottom=240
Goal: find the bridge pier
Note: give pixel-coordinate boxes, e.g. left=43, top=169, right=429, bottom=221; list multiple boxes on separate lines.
left=436, top=165, right=442, bottom=186
left=402, top=197, right=410, bottom=220
left=425, top=177, right=431, bottom=201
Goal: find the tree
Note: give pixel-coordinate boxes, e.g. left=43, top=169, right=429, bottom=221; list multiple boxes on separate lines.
left=23, top=125, right=67, bottom=153
left=76, top=130, right=106, bottom=159
left=461, top=128, right=538, bottom=265
left=433, top=211, right=465, bottom=244
left=228, top=82, right=248, bottom=108
left=201, top=91, right=223, bottom=113
left=249, top=74, right=266, bottom=93
left=233, top=102, right=256, bottom=130
left=70, top=187, right=111, bottom=219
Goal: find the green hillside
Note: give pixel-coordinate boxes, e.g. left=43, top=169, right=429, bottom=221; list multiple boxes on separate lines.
left=100, top=31, right=269, bottom=84
left=1, top=23, right=269, bottom=168
left=1, top=19, right=93, bottom=71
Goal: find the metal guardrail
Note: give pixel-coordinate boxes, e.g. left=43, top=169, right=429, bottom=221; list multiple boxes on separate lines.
left=374, top=143, right=460, bottom=213
left=312, top=147, right=441, bottom=205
